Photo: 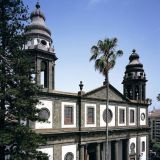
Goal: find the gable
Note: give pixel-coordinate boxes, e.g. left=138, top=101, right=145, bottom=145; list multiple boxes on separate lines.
left=84, top=84, right=128, bottom=102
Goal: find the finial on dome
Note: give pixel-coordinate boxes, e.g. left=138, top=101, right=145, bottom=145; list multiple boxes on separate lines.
left=132, top=49, right=136, bottom=53
left=36, top=1, right=40, bottom=9
left=129, top=49, right=139, bottom=61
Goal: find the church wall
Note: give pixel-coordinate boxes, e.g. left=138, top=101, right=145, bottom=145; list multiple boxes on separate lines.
left=34, top=96, right=148, bottom=131
left=33, top=96, right=149, bottom=160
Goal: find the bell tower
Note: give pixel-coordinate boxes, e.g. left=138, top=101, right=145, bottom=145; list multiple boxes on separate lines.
left=25, top=2, right=57, bottom=91
left=122, top=49, right=147, bottom=101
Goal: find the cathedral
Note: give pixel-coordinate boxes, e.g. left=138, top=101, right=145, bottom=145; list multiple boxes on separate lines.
left=24, top=3, right=150, bottom=160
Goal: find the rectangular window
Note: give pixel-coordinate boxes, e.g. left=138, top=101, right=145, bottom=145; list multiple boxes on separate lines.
left=64, top=105, right=73, bottom=125
left=130, top=109, right=135, bottom=123
left=119, top=109, right=125, bottom=124
left=87, top=107, right=94, bottom=124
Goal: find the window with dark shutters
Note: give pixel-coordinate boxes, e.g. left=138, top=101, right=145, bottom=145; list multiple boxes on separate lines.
left=87, top=107, right=94, bottom=124
left=119, top=109, right=125, bottom=124
left=130, top=109, right=135, bottom=123
left=64, top=105, right=73, bottom=125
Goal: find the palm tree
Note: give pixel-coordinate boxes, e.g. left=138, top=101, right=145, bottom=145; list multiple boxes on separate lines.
left=90, top=38, right=123, bottom=160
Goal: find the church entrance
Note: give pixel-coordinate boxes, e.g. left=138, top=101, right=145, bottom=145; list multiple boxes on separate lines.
left=87, top=143, right=96, bottom=160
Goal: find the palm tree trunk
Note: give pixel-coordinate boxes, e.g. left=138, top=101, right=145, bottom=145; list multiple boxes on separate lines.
left=105, top=71, right=109, bottom=160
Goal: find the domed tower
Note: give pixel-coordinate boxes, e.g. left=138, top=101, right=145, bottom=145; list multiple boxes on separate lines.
left=122, top=49, right=147, bottom=101
left=25, top=2, right=57, bottom=91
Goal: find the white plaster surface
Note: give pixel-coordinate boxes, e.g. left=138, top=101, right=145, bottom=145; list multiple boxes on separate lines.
left=140, top=136, right=147, bottom=160
left=35, top=100, right=53, bottom=129
left=62, top=144, right=76, bottom=160
left=129, top=137, right=137, bottom=154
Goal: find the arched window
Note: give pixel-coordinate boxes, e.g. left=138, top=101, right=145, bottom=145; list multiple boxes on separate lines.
left=40, top=61, right=48, bottom=88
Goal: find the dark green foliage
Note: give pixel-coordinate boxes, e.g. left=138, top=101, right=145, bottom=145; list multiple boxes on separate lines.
left=0, top=0, right=48, bottom=159
left=152, top=143, right=160, bottom=159
left=153, top=143, right=160, bottom=154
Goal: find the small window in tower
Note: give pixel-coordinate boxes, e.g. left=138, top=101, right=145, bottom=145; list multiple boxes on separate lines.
left=41, top=39, right=47, bottom=46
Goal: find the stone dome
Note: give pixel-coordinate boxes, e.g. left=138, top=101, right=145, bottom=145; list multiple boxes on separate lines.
left=126, top=49, right=144, bottom=73
left=25, top=2, right=51, bottom=41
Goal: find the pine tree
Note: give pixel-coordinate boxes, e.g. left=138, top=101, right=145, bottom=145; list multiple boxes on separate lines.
left=0, top=0, right=48, bottom=159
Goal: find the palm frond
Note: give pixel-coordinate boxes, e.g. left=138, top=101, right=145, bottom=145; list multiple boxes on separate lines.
left=107, top=51, right=114, bottom=60
left=90, top=46, right=99, bottom=61
left=98, top=40, right=105, bottom=53
left=116, top=50, right=123, bottom=57
left=90, top=37, right=123, bottom=76
left=95, top=56, right=106, bottom=73
left=108, top=60, right=116, bottom=70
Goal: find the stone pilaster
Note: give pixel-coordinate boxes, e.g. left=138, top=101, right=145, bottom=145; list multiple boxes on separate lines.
left=114, top=141, right=119, bottom=160
left=96, top=143, right=101, bottom=160
left=48, top=61, right=53, bottom=90
left=36, top=58, right=41, bottom=85
left=79, top=145, right=85, bottom=160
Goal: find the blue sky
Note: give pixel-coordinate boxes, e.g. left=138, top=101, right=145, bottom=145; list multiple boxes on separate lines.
left=24, top=0, right=160, bottom=110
